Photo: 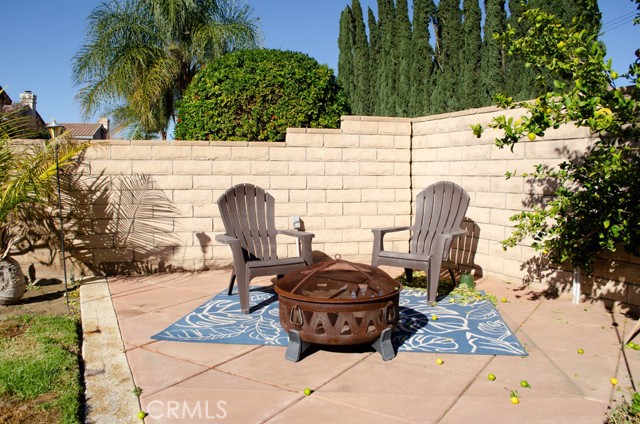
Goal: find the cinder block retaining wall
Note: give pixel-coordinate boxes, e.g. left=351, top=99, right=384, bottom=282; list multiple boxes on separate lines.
left=20, top=106, right=640, bottom=305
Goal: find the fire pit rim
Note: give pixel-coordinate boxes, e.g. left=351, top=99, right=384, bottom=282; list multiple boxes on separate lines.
left=273, top=258, right=403, bottom=304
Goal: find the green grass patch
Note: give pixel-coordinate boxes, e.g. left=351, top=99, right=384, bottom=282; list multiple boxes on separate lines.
left=0, top=315, right=82, bottom=424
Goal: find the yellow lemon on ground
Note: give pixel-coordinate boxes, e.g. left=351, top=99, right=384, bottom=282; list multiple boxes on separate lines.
left=577, top=348, right=584, bottom=354
left=436, top=358, right=444, bottom=365
left=511, top=396, right=520, bottom=404
left=137, top=411, right=148, bottom=420
left=520, top=380, right=530, bottom=388
left=611, top=378, right=618, bottom=385
left=488, top=373, right=496, bottom=381
left=501, top=297, right=507, bottom=303
left=431, top=314, right=438, bottom=321
left=304, top=387, right=312, bottom=396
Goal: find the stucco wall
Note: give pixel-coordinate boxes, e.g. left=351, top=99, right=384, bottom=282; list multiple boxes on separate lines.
left=17, top=107, right=640, bottom=304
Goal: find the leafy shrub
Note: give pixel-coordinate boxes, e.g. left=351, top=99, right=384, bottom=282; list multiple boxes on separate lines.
left=174, top=49, right=351, bottom=141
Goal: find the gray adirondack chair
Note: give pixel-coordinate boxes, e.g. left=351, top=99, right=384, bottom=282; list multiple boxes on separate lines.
left=216, top=183, right=314, bottom=313
left=371, top=181, right=470, bottom=302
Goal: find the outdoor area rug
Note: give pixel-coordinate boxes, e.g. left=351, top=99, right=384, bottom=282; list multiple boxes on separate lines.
left=152, top=287, right=527, bottom=356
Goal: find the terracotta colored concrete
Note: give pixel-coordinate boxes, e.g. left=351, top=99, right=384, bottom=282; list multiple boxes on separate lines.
left=82, top=269, right=640, bottom=423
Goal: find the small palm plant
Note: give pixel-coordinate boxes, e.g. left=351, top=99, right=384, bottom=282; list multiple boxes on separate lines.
left=0, top=96, right=88, bottom=304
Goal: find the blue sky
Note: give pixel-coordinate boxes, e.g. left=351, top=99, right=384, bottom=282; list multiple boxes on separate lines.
left=1, top=0, right=638, bottom=133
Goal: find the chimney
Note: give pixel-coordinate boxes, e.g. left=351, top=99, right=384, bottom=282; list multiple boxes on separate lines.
left=98, top=117, right=110, bottom=139
left=19, top=91, right=37, bottom=118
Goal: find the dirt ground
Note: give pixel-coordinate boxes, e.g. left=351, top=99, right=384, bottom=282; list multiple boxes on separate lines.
left=0, top=278, right=79, bottom=319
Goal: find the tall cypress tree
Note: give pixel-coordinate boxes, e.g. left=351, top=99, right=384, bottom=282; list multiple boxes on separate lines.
left=480, top=0, right=507, bottom=104
left=504, top=0, right=601, bottom=101
left=368, top=7, right=382, bottom=115
left=395, top=0, right=413, bottom=116
left=378, top=0, right=397, bottom=116
left=338, top=7, right=355, bottom=107
left=503, top=0, right=535, bottom=100
left=351, top=0, right=371, bottom=115
left=409, top=0, right=435, bottom=116
left=459, top=0, right=483, bottom=109
left=430, top=0, right=463, bottom=114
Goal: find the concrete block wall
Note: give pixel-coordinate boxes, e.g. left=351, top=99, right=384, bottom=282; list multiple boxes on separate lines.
left=66, top=116, right=412, bottom=274
left=17, top=108, right=639, bottom=305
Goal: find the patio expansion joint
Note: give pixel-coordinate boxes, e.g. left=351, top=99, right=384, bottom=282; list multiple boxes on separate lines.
left=517, top=298, right=625, bottom=401
left=299, top=392, right=417, bottom=424
left=609, top=312, right=635, bottom=400
left=434, top=355, right=496, bottom=423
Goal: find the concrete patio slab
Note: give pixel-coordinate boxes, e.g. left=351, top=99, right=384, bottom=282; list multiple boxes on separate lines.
left=79, top=270, right=640, bottom=423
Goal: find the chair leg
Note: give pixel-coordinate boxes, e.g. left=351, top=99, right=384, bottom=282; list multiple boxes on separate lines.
left=404, top=268, right=413, bottom=284
left=237, top=275, right=250, bottom=314
left=448, top=267, right=456, bottom=286
left=227, top=272, right=236, bottom=296
left=428, top=264, right=440, bottom=303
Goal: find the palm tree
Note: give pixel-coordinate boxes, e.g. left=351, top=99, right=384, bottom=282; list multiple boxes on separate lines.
left=72, top=0, right=261, bottom=139
left=0, top=95, right=88, bottom=304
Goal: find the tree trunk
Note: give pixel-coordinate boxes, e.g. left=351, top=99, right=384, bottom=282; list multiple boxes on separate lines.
left=0, top=256, right=26, bottom=305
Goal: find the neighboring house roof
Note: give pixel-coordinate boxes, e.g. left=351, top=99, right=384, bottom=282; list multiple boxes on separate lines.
left=0, top=86, right=46, bottom=128
left=59, top=122, right=109, bottom=140
left=1, top=86, right=111, bottom=139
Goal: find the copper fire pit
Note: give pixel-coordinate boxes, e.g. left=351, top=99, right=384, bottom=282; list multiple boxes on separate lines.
left=274, top=257, right=402, bottom=362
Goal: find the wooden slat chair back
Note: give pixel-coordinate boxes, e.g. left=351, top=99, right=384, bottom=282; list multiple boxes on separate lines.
left=218, top=184, right=278, bottom=262
left=371, top=181, right=470, bottom=302
left=216, top=184, right=314, bottom=313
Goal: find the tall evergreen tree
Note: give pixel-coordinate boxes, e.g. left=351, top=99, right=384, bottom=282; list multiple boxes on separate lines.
left=368, top=7, right=382, bottom=115
left=338, top=7, right=356, bottom=107
left=504, top=0, right=601, bottom=100
left=409, top=0, right=435, bottom=116
left=351, top=0, right=371, bottom=115
left=459, top=0, right=483, bottom=109
left=481, top=0, right=507, bottom=104
left=378, top=0, right=397, bottom=116
left=395, top=0, right=413, bottom=116
left=430, top=0, right=463, bottom=114
left=503, top=0, right=535, bottom=100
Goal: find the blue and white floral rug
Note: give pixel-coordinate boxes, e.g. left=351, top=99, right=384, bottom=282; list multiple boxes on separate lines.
left=152, top=287, right=527, bottom=356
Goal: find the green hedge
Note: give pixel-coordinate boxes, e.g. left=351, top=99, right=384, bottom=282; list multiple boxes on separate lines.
left=174, top=49, right=350, bottom=141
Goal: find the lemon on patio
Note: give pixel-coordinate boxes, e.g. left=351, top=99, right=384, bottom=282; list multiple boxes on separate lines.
left=511, top=396, right=520, bottom=404
left=304, top=387, right=312, bottom=396
left=577, top=348, right=584, bottom=354
left=436, top=358, right=444, bottom=365
left=488, top=373, right=496, bottom=381
left=611, top=378, right=618, bottom=385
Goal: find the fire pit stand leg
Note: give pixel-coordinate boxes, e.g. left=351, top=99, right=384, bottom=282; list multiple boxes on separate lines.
left=372, top=327, right=395, bottom=361
left=285, top=330, right=311, bottom=362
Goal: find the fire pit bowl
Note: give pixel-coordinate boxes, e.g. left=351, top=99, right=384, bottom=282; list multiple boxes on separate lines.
left=274, top=257, right=402, bottom=362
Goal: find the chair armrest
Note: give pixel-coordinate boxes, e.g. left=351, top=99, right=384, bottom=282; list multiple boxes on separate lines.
left=435, top=228, right=468, bottom=260
left=277, top=230, right=315, bottom=240
left=371, top=226, right=411, bottom=237
left=215, top=234, right=247, bottom=271
left=276, top=230, right=315, bottom=265
left=215, top=234, right=240, bottom=245
left=441, top=228, right=467, bottom=239
left=371, top=226, right=411, bottom=265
